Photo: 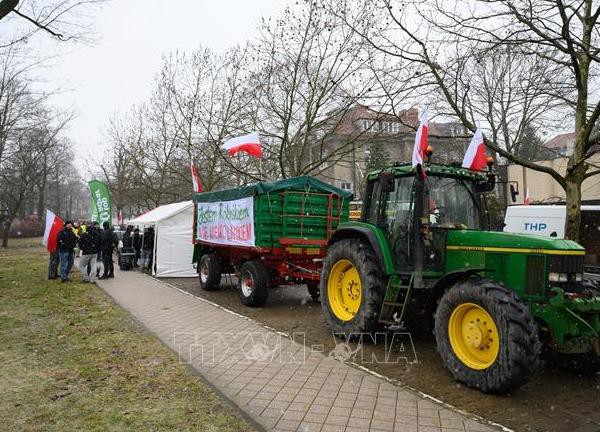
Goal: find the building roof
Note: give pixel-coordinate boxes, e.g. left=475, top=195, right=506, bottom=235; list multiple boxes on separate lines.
left=544, top=132, right=575, bottom=150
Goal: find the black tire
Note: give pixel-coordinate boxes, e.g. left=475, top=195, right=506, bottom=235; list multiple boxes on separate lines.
left=320, top=238, right=386, bottom=336
left=434, top=278, right=541, bottom=393
left=307, top=281, right=320, bottom=301
left=238, top=260, right=269, bottom=307
left=198, top=254, right=222, bottom=291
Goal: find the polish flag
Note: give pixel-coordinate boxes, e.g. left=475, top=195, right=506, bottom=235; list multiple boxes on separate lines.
left=411, top=109, right=429, bottom=168
left=43, top=209, right=63, bottom=253
left=190, top=162, right=203, bottom=193
left=117, top=209, right=124, bottom=225
left=524, top=189, right=531, bottom=205
left=462, top=127, right=488, bottom=171
left=221, top=132, right=262, bottom=158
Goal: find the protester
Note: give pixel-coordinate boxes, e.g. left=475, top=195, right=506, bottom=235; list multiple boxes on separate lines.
left=72, top=221, right=82, bottom=257
left=122, top=225, right=133, bottom=248
left=141, top=227, right=154, bottom=271
left=91, top=221, right=103, bottom=278
left=78, top=221, right=100, bottom=283
left=133, top=227, right=142, bottom=268
left=100, top=221, right=118, bottom=279
left=47, top=229, right=60, bottom=280
left=57, top=220, right=78, bottom=282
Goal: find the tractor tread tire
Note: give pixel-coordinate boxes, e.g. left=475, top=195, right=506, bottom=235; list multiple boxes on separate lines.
left=238, top=260, right=269, bottom=307
left=320, top=238, right=386, bottom=336
left=434, top=278, right=541, bottom=394
left=199, top=254, right=222, bottom=291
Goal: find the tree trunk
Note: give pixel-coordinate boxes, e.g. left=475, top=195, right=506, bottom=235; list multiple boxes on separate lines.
left=564, top=172, right=584, bottom=242
left=1, top=218, right=12, bottom=247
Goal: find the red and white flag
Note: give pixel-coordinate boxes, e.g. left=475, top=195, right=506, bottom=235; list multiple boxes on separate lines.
left=221, top=132, right=262, bottom=158
left=42, top=209, right=63, bottom=253
left=524, top=188, right=531, bottom=205
left=117, top=209, right=124, bottom=225
left=462, top=127, right=488, bottom=171
left=411, top=109, right=429, bottom=168
left=190, top=162, right=203, bottom=193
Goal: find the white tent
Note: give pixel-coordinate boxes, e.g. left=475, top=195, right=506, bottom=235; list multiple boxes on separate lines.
left=130, top=200, right=196, bottom=278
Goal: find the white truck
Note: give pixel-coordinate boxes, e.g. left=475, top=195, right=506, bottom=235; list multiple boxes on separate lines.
left=504, top=205, right=600, bottom=275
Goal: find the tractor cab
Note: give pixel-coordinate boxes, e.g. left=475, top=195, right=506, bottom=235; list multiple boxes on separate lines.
left=360, top=164, right=492, bottom=275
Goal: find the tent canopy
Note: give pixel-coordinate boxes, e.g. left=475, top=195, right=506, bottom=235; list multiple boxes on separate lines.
left=129, top=200, right=195, bottom=278
left=130, top=200, right=192, bottom=226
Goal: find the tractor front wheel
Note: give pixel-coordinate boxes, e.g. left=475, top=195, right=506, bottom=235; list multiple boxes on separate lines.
left=434, top=278, right=541, bottom=393
left=238, top=260, right=269, bottom=307
left=198, top=254, right=222, bottom=291
left=320, top=239, right=385, bottom=336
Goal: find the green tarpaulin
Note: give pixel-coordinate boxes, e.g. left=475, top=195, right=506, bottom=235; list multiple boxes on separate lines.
left=193, top=176, right=353, bottom=203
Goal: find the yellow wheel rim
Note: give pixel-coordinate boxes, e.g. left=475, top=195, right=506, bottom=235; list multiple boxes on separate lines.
left=448, top=303, right=500, bottom=370
left=327, top=259, right=362, bottom=321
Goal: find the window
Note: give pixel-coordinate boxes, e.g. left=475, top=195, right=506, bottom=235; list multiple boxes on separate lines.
left=426, top=177, right=482, bottom=229
left=362, top=120, right=374, bottom=131
left=340, top=181, right=353, bottom=191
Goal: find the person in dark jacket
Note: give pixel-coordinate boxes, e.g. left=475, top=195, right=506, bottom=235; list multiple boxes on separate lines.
left=141, top=227, right=154, bottom=270
left=122, top=225, right=133, bottom=249
left=78, top=222, right=100, bottom=282
left=132, top=227, right=142, bottom=267
left=99, top=222, right=118, bottom=279
left=57, top=220, right=78, bottom=282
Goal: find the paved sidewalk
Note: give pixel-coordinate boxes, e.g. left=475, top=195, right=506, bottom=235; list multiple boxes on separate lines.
left=97, top=270, right=500, bottom=432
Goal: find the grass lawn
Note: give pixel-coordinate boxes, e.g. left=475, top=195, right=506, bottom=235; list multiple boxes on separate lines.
left=0, top=238, right=255, bottom=432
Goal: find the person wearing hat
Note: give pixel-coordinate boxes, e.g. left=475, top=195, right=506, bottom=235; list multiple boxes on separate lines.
left=57, top=220, right=78, bottom=282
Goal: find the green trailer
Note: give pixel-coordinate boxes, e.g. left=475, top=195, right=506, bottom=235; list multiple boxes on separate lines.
left=192, top=176, right=352, bottom=306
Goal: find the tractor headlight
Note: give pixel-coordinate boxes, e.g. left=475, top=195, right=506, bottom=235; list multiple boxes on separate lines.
left=548, top=272, right=568, bottom=283
left=575, top=273, right=583, bottom=282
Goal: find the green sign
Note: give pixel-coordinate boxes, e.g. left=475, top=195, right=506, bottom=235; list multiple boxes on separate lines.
left=88, top=180, right=112, bottom=224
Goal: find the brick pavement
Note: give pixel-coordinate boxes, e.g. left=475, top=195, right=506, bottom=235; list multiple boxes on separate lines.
left=96, top=270, right=503, bottom=432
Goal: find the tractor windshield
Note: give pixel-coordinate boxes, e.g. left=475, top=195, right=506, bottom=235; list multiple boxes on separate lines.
left=426, top=176, right=482, bottom=230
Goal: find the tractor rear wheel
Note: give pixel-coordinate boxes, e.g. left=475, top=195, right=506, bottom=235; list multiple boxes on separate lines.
left=320, top=239, right=385, bottom=336
left=238, top=260, right=269, bottom=307
left=198, top=254, right=222, bottom=291
left=434, top=278, right=541, bottom=393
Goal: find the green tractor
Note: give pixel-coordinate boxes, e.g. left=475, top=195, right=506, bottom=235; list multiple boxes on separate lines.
left=320, top=161, right=600, bottom=393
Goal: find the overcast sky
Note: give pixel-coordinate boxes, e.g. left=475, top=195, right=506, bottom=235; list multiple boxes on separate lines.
left=41, top=0, right=283, bottom=164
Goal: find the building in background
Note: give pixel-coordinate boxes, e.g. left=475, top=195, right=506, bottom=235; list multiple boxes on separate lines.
left=543, top=132, right=576, bottom=157
left=310, top=105, right=470, bottom=198
left=506, top=154, right=600, bottom=205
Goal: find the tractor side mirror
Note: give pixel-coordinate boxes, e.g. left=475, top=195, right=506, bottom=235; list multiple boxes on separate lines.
left=509, top=183, right=519, bottom=203
left=379, top=172, right=395, bottom=193
left=475, top=174, right=496, bottom=193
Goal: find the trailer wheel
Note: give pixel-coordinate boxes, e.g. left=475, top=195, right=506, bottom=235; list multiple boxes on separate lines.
left=321, top=239, right=385, bottom=336
left=198, top=254, right=222, bottom=291
left=307, top=282, right=320, bottom=301
left=238, top=261, right=269, bottom=307
left=434, top=278, right=541, bottom=393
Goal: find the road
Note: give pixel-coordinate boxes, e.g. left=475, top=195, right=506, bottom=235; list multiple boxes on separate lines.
left=165, top=276, right=600, bottom=432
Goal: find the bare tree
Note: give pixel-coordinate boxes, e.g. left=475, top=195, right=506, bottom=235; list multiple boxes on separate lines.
left=0, top=0, right=105, bottom=47
left=248, top=1, right=377, bottom=179
left=0, top=111, right=72, bottom=246
left=336, top=0, right=600, bottom=241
